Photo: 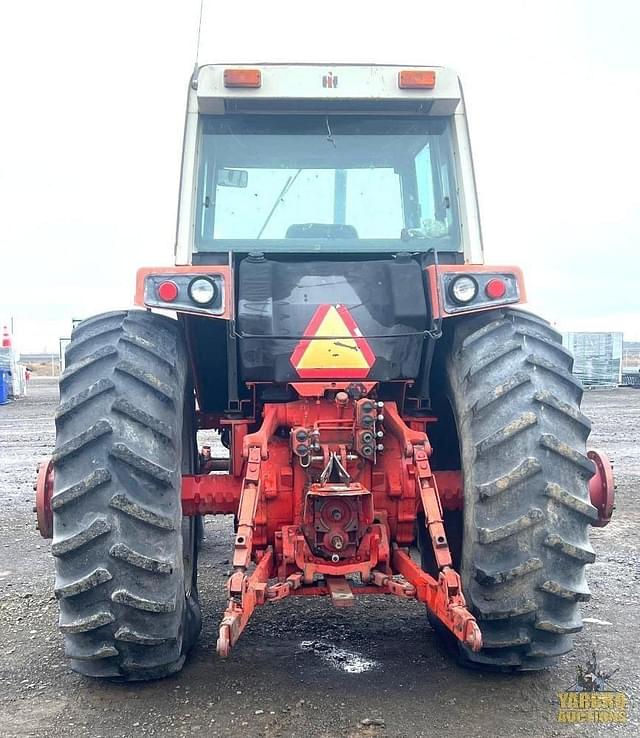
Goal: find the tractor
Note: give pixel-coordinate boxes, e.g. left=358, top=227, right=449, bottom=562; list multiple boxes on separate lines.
left=35, top=64, right=615, bottom=680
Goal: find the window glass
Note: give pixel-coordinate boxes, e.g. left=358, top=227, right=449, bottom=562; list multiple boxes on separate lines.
left=195, top=115, right=460, bottom=252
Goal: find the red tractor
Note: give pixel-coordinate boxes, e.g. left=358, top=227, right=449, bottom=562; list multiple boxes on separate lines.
left=36, top=64, right=614, bottom=680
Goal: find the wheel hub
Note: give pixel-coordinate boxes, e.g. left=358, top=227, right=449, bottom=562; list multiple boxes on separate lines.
left=587, top=449, right=615, bottom=527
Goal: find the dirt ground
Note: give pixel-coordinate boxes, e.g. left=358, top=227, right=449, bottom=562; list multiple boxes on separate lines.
left=1, top=379, right=638, bottom=738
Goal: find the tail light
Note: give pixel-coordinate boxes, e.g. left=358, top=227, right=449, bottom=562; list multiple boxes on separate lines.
left=485, top=278, right=507, bottom=299
left=157, top=280, right=179, bottom=302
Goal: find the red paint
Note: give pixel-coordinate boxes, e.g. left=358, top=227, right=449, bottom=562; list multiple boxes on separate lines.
left=588, top=449, right=615, bottom=527
left=207, top=396, right=483, bottom=656
left=181, top=474, right=241, bottom=516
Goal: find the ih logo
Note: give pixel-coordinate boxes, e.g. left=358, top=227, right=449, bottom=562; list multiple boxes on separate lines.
left=322, top=72, right=338, bottom=89
left=291, top=304, right=375, bottom=379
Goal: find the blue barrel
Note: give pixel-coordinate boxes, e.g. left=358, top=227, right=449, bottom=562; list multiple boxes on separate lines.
left=0, top=369, right=9, bottom=404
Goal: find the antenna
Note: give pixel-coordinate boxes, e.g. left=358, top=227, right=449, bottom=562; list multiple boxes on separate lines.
left=194, top=0, right=204, bottom=70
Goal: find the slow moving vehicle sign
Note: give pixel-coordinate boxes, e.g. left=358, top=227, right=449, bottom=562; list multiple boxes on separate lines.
left=290, top=304, right=375, bottom=379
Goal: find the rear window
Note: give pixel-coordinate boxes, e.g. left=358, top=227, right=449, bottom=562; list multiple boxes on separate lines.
left=194, top=115, right=461, bottom=253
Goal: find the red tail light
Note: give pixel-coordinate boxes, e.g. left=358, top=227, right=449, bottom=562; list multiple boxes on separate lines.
left=485, top=278, right=507, bottom=299
left=157, top=280, right=179, bottom=302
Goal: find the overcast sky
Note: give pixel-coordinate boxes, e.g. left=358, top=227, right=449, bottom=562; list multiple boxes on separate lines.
left=1, top=0, right=639, bottom=353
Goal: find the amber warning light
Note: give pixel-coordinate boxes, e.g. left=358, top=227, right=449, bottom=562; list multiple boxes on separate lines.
left=224, top=68, right=262, bottom=88
left=398, top=70, right=436, bottom=89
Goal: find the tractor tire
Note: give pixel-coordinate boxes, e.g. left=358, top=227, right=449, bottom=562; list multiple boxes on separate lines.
left=428, top=308, right=597, bottom=671
left=51, top=310, right=201, bottom=680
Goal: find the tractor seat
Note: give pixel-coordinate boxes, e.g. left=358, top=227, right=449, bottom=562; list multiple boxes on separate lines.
left=285, top=223, right=358, bottom=239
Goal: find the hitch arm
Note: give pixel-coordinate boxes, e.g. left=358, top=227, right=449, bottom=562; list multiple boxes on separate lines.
left=217, top=446, right=268, bottom=657
left=409, top=444, right=482, bottom=652
left=217, top=547, right=273, bottom=657
left=392, top=547, right=482, bottom=651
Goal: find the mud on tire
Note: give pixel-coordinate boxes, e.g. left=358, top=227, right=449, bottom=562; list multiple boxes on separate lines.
left=51, top=310, right=201, bottom=680
left=442, top=308, right=597, bottom=671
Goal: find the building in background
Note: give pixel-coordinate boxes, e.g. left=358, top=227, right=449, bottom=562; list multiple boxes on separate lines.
left=622, top=340, right=640, bottom=387
left=623, top=341, right=640, bottom=370
left=563, top=332, right=623, bottom=388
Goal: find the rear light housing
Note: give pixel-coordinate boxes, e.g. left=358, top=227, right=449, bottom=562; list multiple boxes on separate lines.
left=439, top=270, right=521, bottom=314
left=142, top=273, right=225, bottom=315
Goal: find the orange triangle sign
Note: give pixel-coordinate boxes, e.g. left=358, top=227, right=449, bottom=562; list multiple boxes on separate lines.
left=290, top=304, right=375, bottom=379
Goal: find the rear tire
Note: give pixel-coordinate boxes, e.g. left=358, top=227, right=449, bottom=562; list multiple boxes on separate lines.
left=424, top=308, right=596, bottom=671
left=52, top=310, right=201, bottom=680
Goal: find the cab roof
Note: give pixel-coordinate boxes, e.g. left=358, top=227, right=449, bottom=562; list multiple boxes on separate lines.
left=193, top=64, right=463, bottom=116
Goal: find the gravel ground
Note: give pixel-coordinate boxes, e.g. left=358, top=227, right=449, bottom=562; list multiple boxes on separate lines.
left=0, top=379, right=638, bottom=738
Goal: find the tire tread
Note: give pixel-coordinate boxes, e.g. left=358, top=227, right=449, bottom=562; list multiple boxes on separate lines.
left=443, top=307, right=594, bottom=671
left=51, top=310, right=200, bottom=681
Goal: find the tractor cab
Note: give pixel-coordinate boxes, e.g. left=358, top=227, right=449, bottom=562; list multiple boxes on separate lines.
left=138, top=65, right=523, bottom=412
left=178, top=64, right=482, bottom=263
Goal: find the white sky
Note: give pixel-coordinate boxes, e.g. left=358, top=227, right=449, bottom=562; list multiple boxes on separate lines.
left=1, top=0, right=639, bottom=353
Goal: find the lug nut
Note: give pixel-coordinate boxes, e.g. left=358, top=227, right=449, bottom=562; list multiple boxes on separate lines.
left=331, top=554, right=340, bottom=563
left=376, top=430, right=384, bottom=438
left=377, top=414, right=384, bottom=422
left=376, top=444, right=384, bottom=452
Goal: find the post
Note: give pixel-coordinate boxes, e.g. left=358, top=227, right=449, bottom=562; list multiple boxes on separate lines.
left=334, top=169, right=347, bottom=225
